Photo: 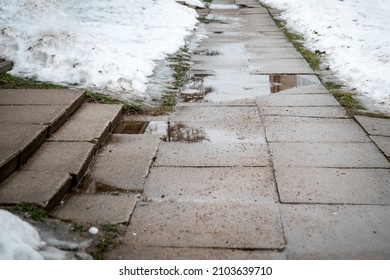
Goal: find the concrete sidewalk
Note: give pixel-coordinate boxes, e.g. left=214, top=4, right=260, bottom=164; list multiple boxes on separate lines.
left=100, top=0, right=388, bottom=259
left=2, top=0, right=389, bottom=260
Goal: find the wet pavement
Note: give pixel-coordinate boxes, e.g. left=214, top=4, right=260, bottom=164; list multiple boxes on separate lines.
left=104, top=0, right=390, bottom=260
left=2, top=0, right=390, bottom=260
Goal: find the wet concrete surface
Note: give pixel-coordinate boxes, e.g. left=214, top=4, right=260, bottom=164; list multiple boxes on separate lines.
left=21, top=0, right=388, bottom=259
left=281, top=204, right=390, bottom=259
left=105, top=0, right=390, bottom=260
left=124, top=201, right=285, bottom=250
left=143, top=167, right=278, bottom=203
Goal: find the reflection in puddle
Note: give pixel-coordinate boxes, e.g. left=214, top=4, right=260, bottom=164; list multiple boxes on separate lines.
left=113, top=120, right=149, bottom=134
left=269, top=75, right=317, bottom=93
left=144, top=121, right=261, bottom=144
left=74, top=175, right=128, bottom=195
left=180, top=73, right=320, bottom=103
left=146, top=122, right=208, bottom=143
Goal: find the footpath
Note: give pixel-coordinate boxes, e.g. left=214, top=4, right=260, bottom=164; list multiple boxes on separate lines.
left=1, top=0, right=390, bottom=259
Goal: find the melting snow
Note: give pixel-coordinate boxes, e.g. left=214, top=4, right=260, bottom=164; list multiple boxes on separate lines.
left=260, top=0, right=390, bottom=113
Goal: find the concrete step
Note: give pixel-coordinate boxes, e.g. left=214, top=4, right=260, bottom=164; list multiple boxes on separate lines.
left=0, top=100, right=122, bottom=211
left=0, top=89, right=85, bottom=182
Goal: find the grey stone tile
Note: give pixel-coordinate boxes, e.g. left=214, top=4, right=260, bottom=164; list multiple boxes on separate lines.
left=171, top=106, right=260, bottom=123
left=264, top=117, right=371, bottom=142
left=155, top=142, right=270, bottom=167
left=98, top=134, right=161, bottom=158
left=89, top=135, right=160, bottom=191
left=48, top=103, right=122, bottom=146
left=0, top=105, right=68, bottom=135
left=250, top=59, right=314, bottom=74
left=371, top=136, right=390, bottom=157
left=0, top=123, right=48, bottom=181
left=260, top=107, right=348, bottom=118
left=0, top=105, right=66, bottom=125
left=108, top=246, right=286, bottom=260
left=0, top=171, right=72, bottom=210
left=269, top=142, right=390, bottom=168
left=53, top=193, right=138, bottom=224
left=257, top=94, right=339, bottom=107
left=0, top=89, right=85, bottom=106
left=355, top=116, right=390, bottom=136
left=91, top=156, right=150, bottom=191
left=275, top=167, right=390, bottom=204
left=23, top=142, right=95, bottom=183
left=144, top=167, right=278, bottom=203
left=124, top=202, right=285, bottom=249
left=281, top=204, right=390, bottom=259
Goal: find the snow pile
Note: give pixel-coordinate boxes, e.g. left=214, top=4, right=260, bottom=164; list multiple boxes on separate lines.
left=0, top=0, right=199, bottom=100
left=181, top=0, right=205, bottom=8
left=0, top=209, right=91, bottom=260
left=261, top=0, right=390, bottom=112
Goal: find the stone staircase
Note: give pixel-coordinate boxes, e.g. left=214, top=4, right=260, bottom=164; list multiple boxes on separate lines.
left=0, top=88, right=123, bottom=211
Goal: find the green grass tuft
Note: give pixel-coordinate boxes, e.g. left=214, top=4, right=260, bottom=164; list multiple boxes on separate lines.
left=0, top=73, right=67, bottom=89
left=86, top=92, right=145, bottom=114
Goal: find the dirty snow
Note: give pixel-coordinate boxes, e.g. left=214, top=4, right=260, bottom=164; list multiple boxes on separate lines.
left=0, top=0, right=199, bottom=101
left=0, top=209, right=92, bottom=260
left=182, top=0, right=205, bottom=8
left=261, top=0, right=390, bottom=113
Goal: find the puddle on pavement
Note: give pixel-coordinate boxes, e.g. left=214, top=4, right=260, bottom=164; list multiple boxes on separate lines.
left=269, top=75, right=318, bottom=93
left=74, top=175, right=128, bottom=195
left=110, top=120, right=260, bottom=144
left=180, top=73, right=320, bottom=103
left=146, top=121, right=208, bottom=143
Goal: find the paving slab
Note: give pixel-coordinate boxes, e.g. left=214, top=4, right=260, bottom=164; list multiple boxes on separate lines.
left=48, top=103, right=122, bottom=146
left=108, top=246, right=286, bottom=260
left=53, top=194, right=138, bottom=224
left=171, top=106, right=260, bottom=123
left=281, top=204, right=390, bottom=259
left=248, top=51, right=302, bottom=59
left=250, top=59, right=314, bottom=74
left=90, top=135, right=161, bottom=191
left=257, top=93, right=339, bottom=107
left=0, top=89, right=85, bottom=112
left=266, top=84, right=329, bottom=95
left=0, top=171, right=72, bottom=210
left=247, top=46, right=300, bottom=56
left=124, top=202, right=285, bottom=249
left=275, top=167, right=390, bottom=205
left=155, top=142, right=270, bottom=167
left=144, top=167, right=278, bottom=203
left=241, top=25, right=281, bottom=32
left=269, top=142, right=390, bottom=168
left=91, top=157, right=151, bottom=192
left=245, top=41, right=291, bottom=48
left=97, top=134, right=161, bottom=158
left=0, top=123, right=48, bottom=181
left=371, top=136, right=390, bottom=157
left=264, top=117, right=371, bottom=142
left=259, top=107, right=349, bottom=118
left=23, top=142, right=95, bottom=183
left=0, top=105, right=67, bottom=135
left=355, top=116, right=390, bottom=136
left=152, top=120, right=266, bottom=144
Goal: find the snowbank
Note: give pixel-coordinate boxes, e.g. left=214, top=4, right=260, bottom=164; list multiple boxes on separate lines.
left=261, top=0, right=390, bottom=112
left=0, top=209, right=91, bottom=260
left=0, top=0, right=199, bottom=100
